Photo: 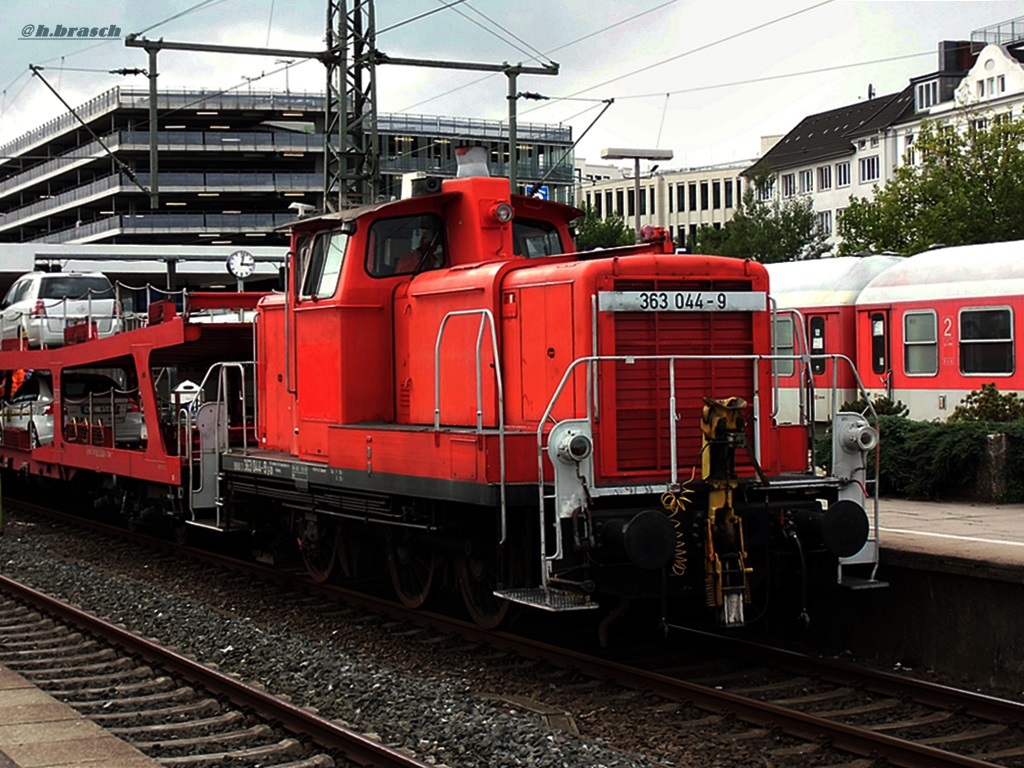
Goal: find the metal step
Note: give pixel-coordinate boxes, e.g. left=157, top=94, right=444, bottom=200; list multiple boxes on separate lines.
left=840, top=576, right=889, bottom=590
left=493, top=587, right=600, bottom=612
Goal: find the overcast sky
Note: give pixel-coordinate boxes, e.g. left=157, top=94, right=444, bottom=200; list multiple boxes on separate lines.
left=0, top=0, right=1019, bottom=171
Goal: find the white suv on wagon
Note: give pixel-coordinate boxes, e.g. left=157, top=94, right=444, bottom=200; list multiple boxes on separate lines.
left=0, top=271, right=121, bottom=348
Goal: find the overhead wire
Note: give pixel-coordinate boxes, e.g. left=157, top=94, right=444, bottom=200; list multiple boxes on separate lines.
left=378, top=0, right=470, bottom=35
left=521, top=0, right=838, bottom=116
left=397, top=0, right=680, bottom=112
left=587, top=51, right=933, bottom=102
left=456, top=2, right=553, bottom=67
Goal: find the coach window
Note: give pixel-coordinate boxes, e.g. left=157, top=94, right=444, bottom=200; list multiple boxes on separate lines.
left=960, top=307, right=1013, bottom=375
left=773, top=316, right=795, bottom=377
left=870, top=312, right=888, bottom=375
left=903, top=310, right=937, bottom=375
left=808, top=316, right=826, bottom=375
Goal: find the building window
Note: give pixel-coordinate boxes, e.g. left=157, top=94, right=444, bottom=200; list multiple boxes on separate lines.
left=700, top=181, right=709, bottom=210
left=836, top=161, right=850, bottom=187
left=904, top=133, right=916, bottom=166
left=677, top=184, right=686, bottom=213
left=836, top=207, right=846, bottom=222
left=668, top=185, right=674, bottom=213
left=688, top=183, right=697, bottom=210
left=859, top=155, right=879, bottom=183
left=594, top=193, right=602, bottom=217
left=649, top=188, right=655, bottom=217
left=615, top=190, right=624, bottom=216
left=724, top=180, right=734, bottom=208
left=638, top=188, right=646, bottom=216
left=960, top=308, right=1014, bottom=374
left=781, top=173, right=796, bottom=198
left=904, top=311, right=937, bottom=375
left=977, top=80, right=985, bottom=98
left=756, top=175, right=775, bottom=201
left=773, top=316, right=795, bottom=377
left=605, top=191, right=613, bottom=216
left=917, top=80, right=939, bottom=109
left=628, top=189, right=635, bottom=217
left=799, top=169, right=813, bottom=194
left=999, top=75, right=1006, bottom=93
left=712, top=181, right=721, bottom=209
left=870, top=136, right=879, bottom=148
left=816, top=210, right=832, bottom=236
left=817, top=165, right=832, bottom=190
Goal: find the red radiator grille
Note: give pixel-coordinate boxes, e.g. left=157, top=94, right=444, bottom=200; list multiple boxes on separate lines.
left=597, top=284, right=756, bottom=481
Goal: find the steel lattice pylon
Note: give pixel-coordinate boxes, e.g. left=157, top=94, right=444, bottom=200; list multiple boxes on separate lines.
left=324, top=0, right=379, bottom=211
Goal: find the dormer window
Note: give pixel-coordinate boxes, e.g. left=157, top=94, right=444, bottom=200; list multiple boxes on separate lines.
left=916, top=80, right=939, bottom=110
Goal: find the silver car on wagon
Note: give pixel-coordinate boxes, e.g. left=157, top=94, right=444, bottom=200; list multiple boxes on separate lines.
left=0, top=272, right=121, bottom=348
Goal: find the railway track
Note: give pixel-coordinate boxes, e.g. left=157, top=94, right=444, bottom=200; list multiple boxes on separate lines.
left=3, top=502, right=1024, bottom=768
left=0, top=576, right=431, bottom=768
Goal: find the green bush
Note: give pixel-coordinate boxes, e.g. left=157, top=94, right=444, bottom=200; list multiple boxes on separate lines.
left=839, top=394, right=910, bottom=418
left=815, top=415, right=1024, bottom=502
left=949, top=383, right=1024, bottom=422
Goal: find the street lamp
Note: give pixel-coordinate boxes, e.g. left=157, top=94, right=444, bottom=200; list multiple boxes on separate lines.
left=275, top=58, right=294, bottom=94
left=601, top=147, right=673, bottom=242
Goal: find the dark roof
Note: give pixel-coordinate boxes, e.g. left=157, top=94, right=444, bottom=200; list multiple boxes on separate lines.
left=747, top=86, right=915, bottom=174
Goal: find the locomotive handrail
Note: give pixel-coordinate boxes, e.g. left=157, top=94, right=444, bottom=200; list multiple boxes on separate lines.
left=534, top=351, right=882, bottom=586
left=434, top=308, right=508, bottom=543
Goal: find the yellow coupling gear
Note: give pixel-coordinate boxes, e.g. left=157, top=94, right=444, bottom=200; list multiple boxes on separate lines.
left=699, top=397, right=752, bottom=624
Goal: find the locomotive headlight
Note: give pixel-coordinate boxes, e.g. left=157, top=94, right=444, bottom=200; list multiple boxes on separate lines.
left=557, top=431, right=593, bottom=464
left=492, top=202, right=514, bottom=224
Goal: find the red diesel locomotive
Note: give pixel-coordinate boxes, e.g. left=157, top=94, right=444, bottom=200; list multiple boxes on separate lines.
left=0, top=172, right=880, bottom=631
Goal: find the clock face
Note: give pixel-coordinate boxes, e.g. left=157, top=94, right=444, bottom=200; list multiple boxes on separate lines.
left=227, top=250, right=255, bottom=279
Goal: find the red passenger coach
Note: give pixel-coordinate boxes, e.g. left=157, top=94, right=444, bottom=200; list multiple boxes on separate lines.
left=0, top=172, right=884, bottom=633
left=766, top=256, right=902, bottom=423
left=854, top=240, right=1024, bottom=421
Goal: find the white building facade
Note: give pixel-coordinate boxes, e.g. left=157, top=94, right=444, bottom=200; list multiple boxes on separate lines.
left=574, top=160, right=753, bottom=248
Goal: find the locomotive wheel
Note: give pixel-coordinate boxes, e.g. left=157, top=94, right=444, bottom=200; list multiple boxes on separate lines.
left=298, top=520, right=340, bottom=584
left=386, top=535, right=436, bottom=609
left=457, top=553, right=511, bottom=629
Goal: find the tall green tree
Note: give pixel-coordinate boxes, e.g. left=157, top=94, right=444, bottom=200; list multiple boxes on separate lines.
left=572, top=205, right=635, bottom=250
left=838, top=111, right=1024, bottom=255
left=693, top=168, right=828, bottom=262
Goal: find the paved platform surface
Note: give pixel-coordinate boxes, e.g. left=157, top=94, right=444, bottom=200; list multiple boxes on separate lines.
left=878, top=496, right=1024, bottom=576
left=0, top=666, right=159, bottom=768
left=876, top=499, right=1024, bottom=581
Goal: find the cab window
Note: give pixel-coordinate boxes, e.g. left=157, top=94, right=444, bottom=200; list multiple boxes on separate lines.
left=299, top=231, right=348, bottom=300
left=366, top=214, right=445, bottom=277
left=513, top=219, right=564, bottom=257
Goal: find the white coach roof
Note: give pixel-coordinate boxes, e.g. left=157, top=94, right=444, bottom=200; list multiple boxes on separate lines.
left=766, top=255, right=903, bottom=308
left=858, top=240, right=1024, bottom=304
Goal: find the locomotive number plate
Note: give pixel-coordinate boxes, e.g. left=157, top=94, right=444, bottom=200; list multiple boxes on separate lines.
left=598, top=291, right=766, bottom=312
